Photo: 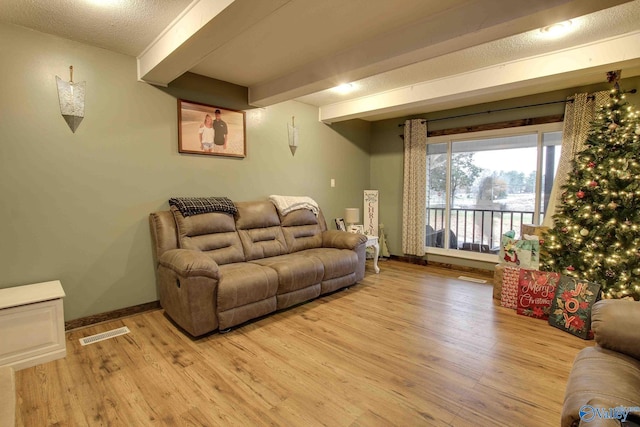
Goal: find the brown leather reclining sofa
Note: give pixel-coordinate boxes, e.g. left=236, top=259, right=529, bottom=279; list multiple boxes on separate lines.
left=562, top=299, right=640, bottom=427
left=149, top=200, right=367, bottom=336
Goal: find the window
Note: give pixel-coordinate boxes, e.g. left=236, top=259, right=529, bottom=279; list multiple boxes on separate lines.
left=425, top=123, right=563, bottom=261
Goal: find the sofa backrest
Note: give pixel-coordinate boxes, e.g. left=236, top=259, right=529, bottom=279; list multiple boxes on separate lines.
left=171, top=206, right=245, bottom=265
left=149, top=199, right=331, bottom=266
left=235, top=201, right=288, bottom=261
left=280, top=208, right=323, bottom=253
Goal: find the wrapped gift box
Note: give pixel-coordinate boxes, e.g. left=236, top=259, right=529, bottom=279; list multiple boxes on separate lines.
left=548, top=276, right=601, bottom=339
left=500, top=266, right=520, bottom=309
left=493, top=264, right=505, bottom=300
left=516, top=269, right=561, bottom=320
left=521, top=224, right=549, bottom=239
left=499, top=233, right=540, bottom=270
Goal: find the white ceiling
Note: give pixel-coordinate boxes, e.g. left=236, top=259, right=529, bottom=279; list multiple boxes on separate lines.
left=2, top=0, right=640, bottom=123
left=0, top=0, right=192, bottom=57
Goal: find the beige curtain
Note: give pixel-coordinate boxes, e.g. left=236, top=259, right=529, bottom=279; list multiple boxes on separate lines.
left=402, top=119, right=427, bottom=255
left=543, top=91, right=608, bottom=227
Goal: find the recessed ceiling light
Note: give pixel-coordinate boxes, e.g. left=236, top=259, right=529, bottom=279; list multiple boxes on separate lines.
left=540, top=20, right=573, bottom=38
left=333, top=83, right=355, bottom=94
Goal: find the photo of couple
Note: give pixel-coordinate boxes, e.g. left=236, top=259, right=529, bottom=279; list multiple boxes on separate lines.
left=178, top=100, right=246, bottom=158
left=198, top=108, right=228, bottom=152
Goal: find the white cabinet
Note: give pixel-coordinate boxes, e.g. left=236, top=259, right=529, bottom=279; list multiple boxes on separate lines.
left=0, top=280, right=66, bottom=370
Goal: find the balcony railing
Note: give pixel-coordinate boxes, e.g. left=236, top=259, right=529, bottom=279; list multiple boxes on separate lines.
left=426, top=207, right=542, bottom=253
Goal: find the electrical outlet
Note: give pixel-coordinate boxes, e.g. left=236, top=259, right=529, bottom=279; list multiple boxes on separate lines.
left=330, top=178, right=335, bottom=187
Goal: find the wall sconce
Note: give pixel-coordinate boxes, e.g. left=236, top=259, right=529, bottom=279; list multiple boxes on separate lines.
left=287, top=116, right=298, bottom=156
left=56, top=65, right=85, bottom=133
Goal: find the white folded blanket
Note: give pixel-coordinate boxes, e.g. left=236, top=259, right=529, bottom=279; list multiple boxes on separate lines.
left=269, top=195, right=319, bottom=216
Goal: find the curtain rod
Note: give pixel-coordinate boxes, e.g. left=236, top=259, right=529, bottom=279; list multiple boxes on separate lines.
left=397, top=88, right=637, bottom=127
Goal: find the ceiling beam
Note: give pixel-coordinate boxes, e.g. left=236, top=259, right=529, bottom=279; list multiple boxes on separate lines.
left=248, top=0, right=633, bottom=107
left=318, top=31, right=640, bottom=123
left=137, top=0, right=290, bottom=86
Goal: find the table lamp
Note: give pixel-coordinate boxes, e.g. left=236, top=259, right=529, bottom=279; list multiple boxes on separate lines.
left=344, top=208, right=360, bottom=231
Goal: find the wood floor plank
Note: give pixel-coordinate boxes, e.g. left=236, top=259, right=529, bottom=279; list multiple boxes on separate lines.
left=15, top=260, right=591, bottom=426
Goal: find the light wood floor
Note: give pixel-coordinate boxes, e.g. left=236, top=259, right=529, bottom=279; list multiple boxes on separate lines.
left=16, top=260, right=591, bottom=426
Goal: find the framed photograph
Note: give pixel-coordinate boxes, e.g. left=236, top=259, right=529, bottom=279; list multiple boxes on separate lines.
left=349, top=224, right=364, bottom=234
left=178, top=99, right=246, bottom=158
left=335, top=218, right=346, bottom=231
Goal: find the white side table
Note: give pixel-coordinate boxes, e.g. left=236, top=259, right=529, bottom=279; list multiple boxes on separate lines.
left=366, top=235, right=380, bottom=273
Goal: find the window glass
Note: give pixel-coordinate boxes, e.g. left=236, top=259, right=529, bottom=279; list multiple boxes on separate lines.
left=540, top=131, right=562, bottom=215
left=426, top=127, right=562, bottom=256
left=426, top=143, right=448, bottom=248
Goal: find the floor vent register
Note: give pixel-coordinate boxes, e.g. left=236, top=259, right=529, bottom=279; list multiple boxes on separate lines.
left=458, top=276, right=488, bottom=284
left=79, top=326, right=131, bottom=346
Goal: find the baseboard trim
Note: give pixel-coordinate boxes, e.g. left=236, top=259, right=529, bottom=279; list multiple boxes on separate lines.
left=390, top=255, right=493, bottom=278
left=389, top=255, right=428, bottom=266
left=65, top=301, right=161, bottom=331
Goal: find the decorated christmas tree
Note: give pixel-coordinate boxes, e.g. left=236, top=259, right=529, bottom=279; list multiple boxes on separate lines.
left=540, top=85, right=640, bottom=300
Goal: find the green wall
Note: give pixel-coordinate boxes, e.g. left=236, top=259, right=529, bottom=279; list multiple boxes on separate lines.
left=2, top=20, right=637, bottom=317
left=370, top=76, right=640, bottom=270
left=0, top=23, right=371, bottom=321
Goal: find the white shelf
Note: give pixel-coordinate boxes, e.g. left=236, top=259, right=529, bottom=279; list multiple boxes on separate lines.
left=0, top=280, right=66, bottom=370
left=0, top=280, right=65, bottom=310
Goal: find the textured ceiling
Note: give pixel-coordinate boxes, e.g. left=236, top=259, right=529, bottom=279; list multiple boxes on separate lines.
left=189, top=0, right=469, bottom=86
left=1, top=0, right=639, bottom=122
left=296, top=0, right=640, bottom=108
left=0, top=0, right=192, bottom=56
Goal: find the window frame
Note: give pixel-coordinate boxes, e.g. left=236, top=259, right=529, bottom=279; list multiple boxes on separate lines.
left=425, top=122, right=564, bottom=263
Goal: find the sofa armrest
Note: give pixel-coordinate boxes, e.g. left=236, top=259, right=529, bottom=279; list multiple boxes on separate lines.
left=592, top=299, right=640, bottom=360
left=322, top=230, right=367, bottom=250
left=158, top=249, right=220, bottom=280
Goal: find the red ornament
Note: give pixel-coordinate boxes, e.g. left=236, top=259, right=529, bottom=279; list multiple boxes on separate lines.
left=566, top=265, right=575, bottom=271
left=576, top=190, right=586, bottom=199
left=589, top=181, right=598, bottom=188
left=587, top=162, right=596, bottom=168
left=561, top=227, right=568, bottom=233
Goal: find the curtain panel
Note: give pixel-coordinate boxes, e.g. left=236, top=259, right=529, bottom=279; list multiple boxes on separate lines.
left=402, top=119, right=427, bottom=256
left=543, top=91, right=609, bottom=227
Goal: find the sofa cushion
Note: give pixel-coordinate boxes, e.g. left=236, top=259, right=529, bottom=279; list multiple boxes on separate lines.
left=235, top=200, right=281, bottom=229
left=280, top=208, right=323, bottom=253
left=217, top=263, right=279, bottom=312
left=297, top=248, right=358, bottom=280
left=592, top=299, right=640, bottom=360
left=238, top=226, right=288, bottom=261
left=235, top=201, right=288, bottom=260
left=251, top=254, right=324, bottom=294
left=562, top=346, right=640, bottom=427
left=171, top=207, right=244, bottom=265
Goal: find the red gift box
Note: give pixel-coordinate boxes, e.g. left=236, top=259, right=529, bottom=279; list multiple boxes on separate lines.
left=516, top=269, right=561, bottom=319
